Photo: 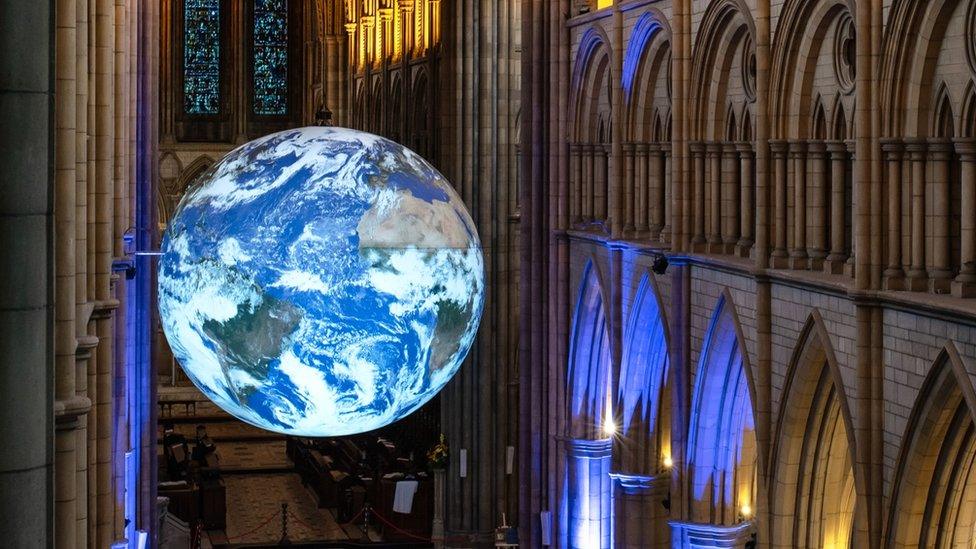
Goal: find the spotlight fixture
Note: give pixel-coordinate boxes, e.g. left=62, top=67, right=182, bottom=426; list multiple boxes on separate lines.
left=662, top=455, right=673, bottom=469
left=603, top=416, right=617, bottom=437
left=651, top=253, right=669, bottom=275
left=661, top=491, right=671, bottom=511
left=739, top=503, right=753, bottom=521
left=744, top=532, right=757, bottom=549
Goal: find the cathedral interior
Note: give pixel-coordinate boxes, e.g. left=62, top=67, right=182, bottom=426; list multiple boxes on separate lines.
left=2, top=0, right=976, bottom=547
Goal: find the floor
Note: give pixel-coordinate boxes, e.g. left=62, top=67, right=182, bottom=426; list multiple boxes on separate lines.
left=221, top=473, right=355, bottom=544
left=158, top=385, right=372, bottom=546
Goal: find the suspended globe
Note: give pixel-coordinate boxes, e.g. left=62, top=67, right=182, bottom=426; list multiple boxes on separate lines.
left=158, top=127, right=485, bottom=436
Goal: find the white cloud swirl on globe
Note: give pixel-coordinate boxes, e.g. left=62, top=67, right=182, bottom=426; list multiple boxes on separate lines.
left=157, top=127, right=485, bottom=436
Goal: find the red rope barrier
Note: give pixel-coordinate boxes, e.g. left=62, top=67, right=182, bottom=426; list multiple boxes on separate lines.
left=365, top=507, right=476, bottom=544
left=225, top=509, right=280, bottom=541
left=367, top=509, right=433, bottom=543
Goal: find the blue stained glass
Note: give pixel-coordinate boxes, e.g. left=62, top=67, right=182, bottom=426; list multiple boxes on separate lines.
left=183, top=0, right=221, bottom=115
left=253, top=0, right=289, bottom=115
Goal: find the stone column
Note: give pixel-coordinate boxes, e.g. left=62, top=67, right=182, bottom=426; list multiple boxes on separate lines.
left=345, top=22, right=359, bottom=76
left=612, top=473, right=670, bottom=549
left=584, top=143, right=595, bottom=221
left=636, top=143, right=650, bottom=234
left=361, top=16, right=375, bottom=69
left=0, top=0, right=54, bottom=545
left=905, top=140, right=928, bottom=290
left=707, top=143, right=723, bottom=252
left=623, top=143, right=636, bottom=233
left=571, top=143, right=583, bottom=224
left=882, top=140, right=905, bottom=289
left=953, top=139, right=976, bottom=297
left=790, top=140, right=808, bottom=269
left=770, top=140, right=789, bottom=267
left=399, top=0, right=415, bottom=58
left=928, top=139, right=953, bottom=293
left=736, top=142, right=754, bottom=256
left=806, top=141, right=828, bottom=270
left=378, top=8, right=393, bottom=63
left=566, top=438, right=612, bottom=549
left=661, top=143, right=672, bottom=243
left=692, top=142, right=707, bottom=247
left=595, top=143, right=609, bottom=223
left=54, top=0, right=87, bottom=545
left=824, top=141, right=849, bottom=274
left=722, top=142, right=740, bottom=251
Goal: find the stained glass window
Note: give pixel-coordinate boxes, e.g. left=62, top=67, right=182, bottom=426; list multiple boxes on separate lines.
left=252, top=0, right=289, bottom=116
left=183, top=0, right=221, bottom=115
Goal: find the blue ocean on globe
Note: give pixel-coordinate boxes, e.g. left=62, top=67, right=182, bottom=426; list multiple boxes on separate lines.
left=158, top=127, right=485, bottom=436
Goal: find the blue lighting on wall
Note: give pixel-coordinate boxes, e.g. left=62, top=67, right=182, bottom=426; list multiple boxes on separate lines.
left=622, top=14, right=663, bottom=100
left=618, top=274, right=668, bottom=437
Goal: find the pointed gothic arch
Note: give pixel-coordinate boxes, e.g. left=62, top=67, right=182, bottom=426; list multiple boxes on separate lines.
left=769, top=0, right=854, bottom=138
left=616, top=272, right=671, bottom=475
left=571, top=27, right=613, bottom=143
left=686, top=289, right=762, bottom=525
left=886, top=343, right=976, bottom=549
left=881, top=0, right=973, bottom=137
left=564, top=259, right=615, bottom=549
left=623, top=10, right=672, bottom=142
left=770, top=310, right=859, bottom=549
left=689, top=0, right=756, bottom=140
left=567, top=260, right=613, bottom=440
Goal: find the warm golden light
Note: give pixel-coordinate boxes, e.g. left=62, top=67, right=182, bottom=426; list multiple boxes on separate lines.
left=663, top=455, right=673, bottom=469
left=347, top=1, right=439, bottom=69
left=596, top=0, right=613, bottom=9
left=740, top=503, right=753, bottom=519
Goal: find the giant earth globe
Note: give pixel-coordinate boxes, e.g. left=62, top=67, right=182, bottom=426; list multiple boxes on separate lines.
left=158, top=127, right=485, bottom=436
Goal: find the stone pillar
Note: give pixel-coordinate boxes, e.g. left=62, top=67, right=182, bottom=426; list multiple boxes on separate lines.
left=905, top=140, right=928, bottom=290
left=54, top=0, right=88, bottom=545
left=707, top=143, right=723, bottom=251
left=378, top=7, right=393, bottom=63
left=692, top=142, right=706, bottom=247
left=584, top=143, right=595, bottom=221
left=361, top=16, right=375, bottom=69
left=770, top=140, right=789, bottom=267
left=661, top=143, right=672, bottom=243
left=345, top=22, right=359, bottom=75
left=432, top=468, right=446, bottom=549
left=595, top=143, right=609, bottom=223
left=928, top=139, right=953, bottom=293
left=571, top=143, right=583, bottom=224
left=636, top=142, right=651, bottom=235
left=399, top=0, right=415, bottom=58
left=0, top=0, right=54, bottom=545
left=806, top=141, right=828, bottom=270
left=612, top=473, right=670, bottom=549
left=669, top=520, right=755, bottom=549
left=790, top=140, right=808, bottom=269
left=825, top=141, right=848, bottom=273
left=623, top=143, right=636, bottom=233
left=722, top=142, right=740, bottom=251
left=566, top=438, right=612, bottom=549
left=736, top=142, right=754, bottom=256
left=882, top=140, right=905, bottom=289
left=953, top=139, right=976, bottom=297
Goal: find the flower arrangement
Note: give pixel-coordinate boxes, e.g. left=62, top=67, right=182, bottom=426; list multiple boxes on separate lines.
left=427, top=433, right=449, bottom=470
